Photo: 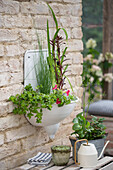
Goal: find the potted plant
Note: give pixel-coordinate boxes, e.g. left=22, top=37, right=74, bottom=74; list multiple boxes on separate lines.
left=69, top=38, right=111, bottom=161
left=69, top=113, right=107, bottom=161
left=9, top=4, right=78, bottom=139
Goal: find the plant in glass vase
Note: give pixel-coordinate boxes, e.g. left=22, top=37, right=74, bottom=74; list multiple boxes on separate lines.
left=9, top=4, right=77, bottom=139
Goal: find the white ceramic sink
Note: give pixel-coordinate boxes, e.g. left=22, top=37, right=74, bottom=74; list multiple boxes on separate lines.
left=25, top=101, right=77, bottom=139
left=24, top=50, right=78, bottom=139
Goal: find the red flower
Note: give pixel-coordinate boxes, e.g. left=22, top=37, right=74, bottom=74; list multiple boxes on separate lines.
left=66, top=90, right=70, bottom=96
left=52, top=84, right=57, bottom=90
left=56, top=98, right=61, bottom=104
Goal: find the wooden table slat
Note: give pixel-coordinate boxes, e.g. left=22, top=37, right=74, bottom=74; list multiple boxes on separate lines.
left=99, top=162, right=113, bottom=170
left=43, top=158, right=75, bottom=170
left=96, top=156, right=113, bottom=169
left=15, top=156, right=113, bottom=170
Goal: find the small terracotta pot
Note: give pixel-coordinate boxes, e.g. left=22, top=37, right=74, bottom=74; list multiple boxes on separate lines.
left=51, top=145, right=71, bottom=166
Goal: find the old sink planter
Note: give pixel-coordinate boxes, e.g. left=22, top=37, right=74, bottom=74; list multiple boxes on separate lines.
left=26, top=101, right=77, bottom=139
left=24, top=50, right=78, bottom=139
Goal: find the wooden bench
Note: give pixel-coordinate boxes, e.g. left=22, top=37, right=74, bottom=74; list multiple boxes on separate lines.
left=15, top=156, right=113, bottom=170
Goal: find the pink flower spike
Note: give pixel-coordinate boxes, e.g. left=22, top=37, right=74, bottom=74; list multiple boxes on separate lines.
left=66, top=90, right=70, bottom=96
left=56, top=98, right=61, bottom=104
left=52, top=84, right=57, bottom=90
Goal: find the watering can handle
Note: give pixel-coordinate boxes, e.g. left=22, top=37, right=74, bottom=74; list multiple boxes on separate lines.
left=74, top=139, right=88, bottom=165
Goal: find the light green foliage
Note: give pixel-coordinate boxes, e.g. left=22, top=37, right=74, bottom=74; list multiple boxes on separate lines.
left=9, top=84, right=76, bottom=123
left=34, top=35, right=51, bottom=94
left=72, top=112, right=106, bottom=140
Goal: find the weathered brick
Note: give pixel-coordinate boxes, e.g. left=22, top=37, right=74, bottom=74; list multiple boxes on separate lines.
left=3, top=15, right=32, bottom=28
left=0, top=133, right=4, bottom=146
left=76, top=86, right=83, bottom=98
left=55, top=124, right=73, bottom=140
left=74, top=97, right=82, bottom=110
left=60, top=16, right=82, bottom=28
left=11, top=72, right=23, bottom=84
left=0, top=71, right=23, bottom=87
left=1, top=148, right=39, bottom=170
left=71, top=27, right=83, bottom=39
left=44, top=0, right=62, bottom=2
left=0, top=84, right=23, bottom=101
left=0, top=0, right=19, bottom=14
left=72, top=52, right=83, bottom=64
left=64, top=76, right=75, bottom=89
left=75, top=76, right=82, bottom=86
left=8, top=58, right=23, bottom=72
left=57, top=27, right=71, bottom=40
left=6, top=44, right=24, bottom=57
left=0, top=60, right=8, bottom=72
left=0, top=15, right=4, bottom=28
left=0, top=101, right=14, bottom=116
left=0, top=29, right=18, bottom=42
left=34, top=16, right=56, bottom=29
left=71, top=4, right=82, bottom=16
left=67, top=40, right=83, bottom=52
left=0, top=114, right=22, bottom=131
left=67, top=52, right=83, bottom=64
left=0, top=160, right=6, bottom=170
left=50, top=3, right=71, bottom=16
left=0, top=72, right=10, bottom=86
left=0, top=141, right=21, bottom=160
left=20, top=29, right=46, bottom=42
left=70, top=16, right=82, bottom=27
left=21, top=2, right=48, bottom=15
left=63, top=0, right=82, bottom=3
left=0, top=45, right=4, bottom=57
left=71, top=64, right=83, bottom=75
left=21, top=128, right=49, bottom=150
left=64, top=75, right=82, bottom=89
left=6, top=124, right=36, bottom=142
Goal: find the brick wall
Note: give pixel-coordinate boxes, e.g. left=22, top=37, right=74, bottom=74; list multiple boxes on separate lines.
left=0, top=0, right=83, bottom=169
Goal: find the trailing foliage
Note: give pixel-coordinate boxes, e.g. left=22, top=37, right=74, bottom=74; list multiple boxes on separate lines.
left=9, top=84, right=76, bottom=123
left=71, top=112, right=106, bottom=140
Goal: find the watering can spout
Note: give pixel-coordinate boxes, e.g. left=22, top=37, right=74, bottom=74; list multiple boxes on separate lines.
left=98, top=140, right=109, bottom=160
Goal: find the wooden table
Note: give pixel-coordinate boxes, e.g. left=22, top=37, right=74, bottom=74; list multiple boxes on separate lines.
left=15, top=156, right=113, bottom=170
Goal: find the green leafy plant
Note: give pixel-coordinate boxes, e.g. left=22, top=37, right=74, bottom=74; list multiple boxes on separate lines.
left=9, top=84, right=76, bottom=123
left=71, top=112, right=106, bottom=140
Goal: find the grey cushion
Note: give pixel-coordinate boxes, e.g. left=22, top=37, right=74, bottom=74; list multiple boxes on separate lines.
left=85, top=100, right=113, bottom=117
